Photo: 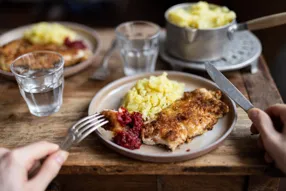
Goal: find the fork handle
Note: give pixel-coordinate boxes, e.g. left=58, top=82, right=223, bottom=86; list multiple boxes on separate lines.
left=101, top=39, right=117, bottom=69
left=59, top=135, right=75, bottom=151
left=28, top=160, right=42, bottom=178
left=28, top=137, right=74, bottom=177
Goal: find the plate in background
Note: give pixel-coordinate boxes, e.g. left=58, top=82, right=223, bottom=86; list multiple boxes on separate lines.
left=0, top=22, right=101, bottom=80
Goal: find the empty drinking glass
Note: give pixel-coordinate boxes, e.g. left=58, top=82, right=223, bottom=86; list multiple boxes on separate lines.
left=115, top=21, right=160, bottom=76
left=11, top=51, right=64, bottom=117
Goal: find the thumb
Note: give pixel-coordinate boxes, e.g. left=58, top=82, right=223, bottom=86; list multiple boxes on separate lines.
left=248, top=108, right=279, bottom=139
left=28, top=150, right=69, bottom=191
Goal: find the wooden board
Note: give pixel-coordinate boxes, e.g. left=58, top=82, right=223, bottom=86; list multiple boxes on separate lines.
left=54, top=175, right=245, bottom=191
left=248, top=176, right=280, bottom=191
left=0, top=29, right=283, bottom=181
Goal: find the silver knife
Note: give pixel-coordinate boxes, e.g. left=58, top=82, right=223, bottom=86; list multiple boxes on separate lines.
left=205, top=63, right=254, bottom=112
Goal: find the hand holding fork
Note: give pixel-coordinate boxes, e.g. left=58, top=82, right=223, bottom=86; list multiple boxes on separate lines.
left=29, top=113, right=108, bottom=176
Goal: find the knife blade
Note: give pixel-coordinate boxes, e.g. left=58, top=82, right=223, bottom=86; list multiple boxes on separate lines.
left=205, top=63, right=254, bottom=112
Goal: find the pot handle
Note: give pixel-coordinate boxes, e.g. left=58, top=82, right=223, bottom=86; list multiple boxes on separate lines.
left=229, top=12, right=286, bottom=32
left=227, top=23, right=246, bottom=40
left=246, top=12, right=286, bottom=31
left=228, top=12, right=286, bottom=40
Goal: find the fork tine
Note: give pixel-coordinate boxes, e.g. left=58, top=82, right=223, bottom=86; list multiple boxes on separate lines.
left=76, top=120, right=109, bottom=143
left=77, top=118, right=107, bottom=135
left=74, top=115, right=105, bottom=133
left=71, top=113, right=102, bottom=130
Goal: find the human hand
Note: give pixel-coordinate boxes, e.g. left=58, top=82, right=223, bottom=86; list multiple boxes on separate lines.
left=0, top=141, right=68, bottom=191
left=248, top=104, right=286, bottom=173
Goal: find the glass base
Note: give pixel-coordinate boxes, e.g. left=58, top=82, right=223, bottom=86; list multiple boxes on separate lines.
left=30, top=105, right=61, bottom=117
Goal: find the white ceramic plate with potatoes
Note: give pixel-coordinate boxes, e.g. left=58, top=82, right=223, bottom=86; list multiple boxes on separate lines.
left=88, top=71, right=237, bottom=162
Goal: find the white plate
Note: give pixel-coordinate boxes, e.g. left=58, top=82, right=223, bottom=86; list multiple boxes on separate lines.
left=88, top=71, right=237, bottom=162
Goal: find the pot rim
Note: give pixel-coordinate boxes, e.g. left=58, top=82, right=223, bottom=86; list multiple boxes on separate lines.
left=164, top=2, right=236, bottom=31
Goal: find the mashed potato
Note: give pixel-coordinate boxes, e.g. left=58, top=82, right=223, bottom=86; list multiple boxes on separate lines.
left=122, top=72, right=185, bottom=120
left=168, top=1, right=236, bottom=29
left=24, top=22, right=76, bottom=45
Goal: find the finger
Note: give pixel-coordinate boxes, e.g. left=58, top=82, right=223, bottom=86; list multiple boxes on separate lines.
left=248, top=108, right=280, bottom=139
left=13, top=141, right=59, bottom=167
left=250, top=124, right=259, bottom=134
left=28, top=150, right=68, bottom=191
left=265, top=104, right=286, bottom=124
left=264, top=152, right=274, bottom=163
left=0, top=148, right=9, bottom=157
left=265, top=105, right=286, bottom=134
left=257, top=136, right=264, bottom=150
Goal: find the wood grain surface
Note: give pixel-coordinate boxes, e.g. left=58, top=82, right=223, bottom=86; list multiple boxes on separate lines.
left=248, top=176, right=280, bottom=191
left=0, top=29, right=283, bottom=190
left=55, top=175, right=245, bottom=191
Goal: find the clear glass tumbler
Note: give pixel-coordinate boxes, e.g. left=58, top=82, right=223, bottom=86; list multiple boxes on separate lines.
left=115, top=21, right=160, bottom=76
left=11, top=51, right=64, bottom=117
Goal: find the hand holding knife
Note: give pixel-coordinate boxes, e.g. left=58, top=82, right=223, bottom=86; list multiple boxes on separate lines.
left=205, top=63, right=285, bottom=176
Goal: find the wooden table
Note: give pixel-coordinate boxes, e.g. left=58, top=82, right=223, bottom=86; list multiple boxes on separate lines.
left=0, top=29, right=284, bottom=191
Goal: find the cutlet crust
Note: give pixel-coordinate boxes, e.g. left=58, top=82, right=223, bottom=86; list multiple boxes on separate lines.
left=142, top=88, right=229, bottom=151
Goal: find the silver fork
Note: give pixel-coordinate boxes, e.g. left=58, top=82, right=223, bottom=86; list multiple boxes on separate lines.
left=59, top=113, right=108, bottom=150
left=29, top=113, right=108, bottom=177
left=89, top=39, right=117, bottom=81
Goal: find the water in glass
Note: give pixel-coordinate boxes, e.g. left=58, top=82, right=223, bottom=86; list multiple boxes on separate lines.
left=11, top=51, right=64, bottom=117
left=18, top=73, right=63, bottom=116
left=120, top=47, right=158, bottom=76
left=116, top=21, right=160, bottom=76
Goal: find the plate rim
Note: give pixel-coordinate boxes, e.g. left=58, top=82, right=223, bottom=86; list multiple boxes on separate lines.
left=0, top=21, right=101, bottom=80
left=88, top=71, right=238, bottom=161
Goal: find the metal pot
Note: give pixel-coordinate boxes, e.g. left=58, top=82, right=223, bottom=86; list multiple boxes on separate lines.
left=165, top=3, right=286, bottom=62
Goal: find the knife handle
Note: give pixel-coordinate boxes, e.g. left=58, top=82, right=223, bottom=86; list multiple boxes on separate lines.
left=270, top=115, right=283, bottom=133
left=266, top=114, right=285, bottom=176
left=249, top=109, right=285, bottom=177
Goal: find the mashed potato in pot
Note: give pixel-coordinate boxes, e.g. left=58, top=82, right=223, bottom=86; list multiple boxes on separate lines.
left=122, top=72, right=185, bottom=120
left=24, top=22, right=76, bottom=45
left=168, top=1, right=236, bottom=29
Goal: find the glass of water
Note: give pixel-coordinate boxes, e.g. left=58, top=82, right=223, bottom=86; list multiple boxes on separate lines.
left=11, top=51, right=64, bottom=117
left=115, top=21, right=160, bottom=76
